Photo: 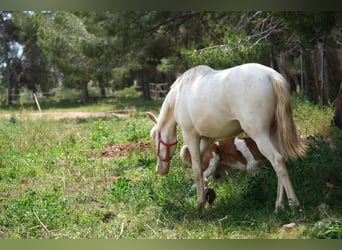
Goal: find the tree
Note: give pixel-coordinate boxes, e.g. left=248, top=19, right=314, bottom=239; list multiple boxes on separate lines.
left=278, top=12, right=340, bottom=104
left=35, top=11, right=97, bottom=103
left=0, top=11, right=21, bottom=106
left=12, top=11, right=58, bottom=95
left=7, top=10, right=338, bottom=105
left=99, top=11, right=253, bottom=98
left=180, top=12, right=276, bottom=69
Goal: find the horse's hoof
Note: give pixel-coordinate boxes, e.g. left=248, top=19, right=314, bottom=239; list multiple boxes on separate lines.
left=196, top=203, right=206, bottom=217
left=205, top=188, right=216, bottom=204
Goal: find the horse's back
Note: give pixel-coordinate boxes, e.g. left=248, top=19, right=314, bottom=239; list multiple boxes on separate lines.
left=174, top=63, right=285, bottom=138
left=178, top=63, right=281, bottom=98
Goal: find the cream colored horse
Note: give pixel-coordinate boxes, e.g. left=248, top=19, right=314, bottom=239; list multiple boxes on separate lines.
left=147, top=63, right=306, bottom=214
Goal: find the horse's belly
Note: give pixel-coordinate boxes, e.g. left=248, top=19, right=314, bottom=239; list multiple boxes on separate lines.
left=193, top=116, right=242, bottom=138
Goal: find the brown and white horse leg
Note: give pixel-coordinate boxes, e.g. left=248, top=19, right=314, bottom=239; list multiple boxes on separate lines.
left=252, top=134, right=299, bottom=213
left=182, top=131, right=206, bottom=213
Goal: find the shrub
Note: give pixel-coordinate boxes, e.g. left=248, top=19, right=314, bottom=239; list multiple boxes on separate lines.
left=305, top=219, right=342, bottom=239
left=115, top=86, right=142, bottom=100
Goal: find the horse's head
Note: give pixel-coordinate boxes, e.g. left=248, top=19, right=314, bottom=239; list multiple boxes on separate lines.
left=333, top=83, right=342, bottom=129
left=147, top=112, right=178, bottom=176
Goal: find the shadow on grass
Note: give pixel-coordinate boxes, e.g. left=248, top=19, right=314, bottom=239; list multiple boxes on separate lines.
left=155, top=125, right=342, bottom=229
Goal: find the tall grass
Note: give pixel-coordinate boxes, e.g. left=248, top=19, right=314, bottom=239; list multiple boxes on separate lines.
left=0, top=95, right=341, bottom=239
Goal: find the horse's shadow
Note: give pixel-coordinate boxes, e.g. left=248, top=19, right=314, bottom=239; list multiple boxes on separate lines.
left=158, top=126, right=342, bottom=225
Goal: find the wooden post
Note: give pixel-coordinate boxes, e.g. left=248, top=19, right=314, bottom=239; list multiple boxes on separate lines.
left=318, top=42, right=324, bottom=106
left=33, top=93, right=42, bottom=112
left=300, top=48, right=304, bottom=99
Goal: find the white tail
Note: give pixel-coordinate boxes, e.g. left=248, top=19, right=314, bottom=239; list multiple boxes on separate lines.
left=270, top=74, right=306, bottom=159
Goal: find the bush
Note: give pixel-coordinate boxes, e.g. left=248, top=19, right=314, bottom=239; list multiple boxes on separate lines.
left=115, top=86, right=142, bottom=100
left=305, top=219, right=342, bottom=239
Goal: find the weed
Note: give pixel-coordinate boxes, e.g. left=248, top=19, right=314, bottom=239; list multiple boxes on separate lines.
left=305, top=219, right=342, bottom=239
left=8, top=114, right=17, bottom=124
left=91, top=120, right=110, bottom=149
left=122, top=118, right=150, bottom=142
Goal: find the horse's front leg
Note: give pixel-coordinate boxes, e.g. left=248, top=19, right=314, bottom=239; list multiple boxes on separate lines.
left=183, top=133, right=206, bottom=213
left=191, top=148, right=206, bottom=213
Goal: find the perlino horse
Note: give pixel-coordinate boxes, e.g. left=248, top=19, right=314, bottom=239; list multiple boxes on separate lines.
left=147, top=63, right=306, bottom=214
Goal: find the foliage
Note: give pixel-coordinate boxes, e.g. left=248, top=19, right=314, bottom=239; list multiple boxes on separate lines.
left=35, top=12, right=95, bottom=85
left=156, top=56, right=183, bottom=75
left=12, top=12, right=57, bottom=93
left=278, top=12, right=337, bottom=47
left=305, top=219, right=342, bottom=239
left=0, top=188, right=69, bottom=238
left=183, top=33, right=270, bottom=69
left=115, top=86, right=142, bottom=100
left=121, top=118, right=151, bottom=142
left=1, top=11, right=341, bottom=105
left=90, top=120, right=111, bottom=149
left=0, top=11, right=22, bottom=106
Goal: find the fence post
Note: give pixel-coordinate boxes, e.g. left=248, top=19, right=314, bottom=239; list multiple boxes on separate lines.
left=33, top=93, right=42, bottom=112
left=318, top=42, right=325, bottom=106
left=300, top=47, right=304, bottom=99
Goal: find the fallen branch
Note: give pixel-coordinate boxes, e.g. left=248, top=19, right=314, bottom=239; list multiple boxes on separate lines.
left=33, top=210, right=50, bottom=235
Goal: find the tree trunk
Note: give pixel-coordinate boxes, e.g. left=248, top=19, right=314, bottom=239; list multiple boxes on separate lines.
left=324, top=48, right=342, bottom=103
left=6, top=72, right=13, bottom=106
left=303, top=49, right=321, bottom=104
left=303, top=47, right=342, bottom=105
left=81, top=82, right=89, bottom=103
left=142, top=82, right=151, bottom=100
left=137, top=70, right=151, bottom=100
left=100, top=86, right=106, bottom=98
left=275, top=53, right=299, bottom=93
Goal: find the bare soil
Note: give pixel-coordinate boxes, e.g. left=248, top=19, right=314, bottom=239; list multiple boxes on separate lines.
left=0, top=111, right=130, bottom=120
left=90, top=141, right=151, bottom=159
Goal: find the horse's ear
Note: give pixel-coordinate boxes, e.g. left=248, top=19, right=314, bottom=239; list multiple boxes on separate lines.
left=146, top=112, right=158, bottom=124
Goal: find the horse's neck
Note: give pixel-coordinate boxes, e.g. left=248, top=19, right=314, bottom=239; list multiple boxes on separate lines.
left=159, top=89, right=177, bottom=139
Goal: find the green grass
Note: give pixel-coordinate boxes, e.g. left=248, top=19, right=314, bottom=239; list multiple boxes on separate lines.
left=0, top=95, right=341, bottom=239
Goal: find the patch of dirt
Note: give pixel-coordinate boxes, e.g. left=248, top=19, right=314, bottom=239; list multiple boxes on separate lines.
left=0, top=110, right=130, bottom=120
left=90, top=141, right=151, bottom=159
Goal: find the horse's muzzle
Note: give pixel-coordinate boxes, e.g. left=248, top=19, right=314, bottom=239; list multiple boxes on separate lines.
left=156, top=164, right=169, bottom=176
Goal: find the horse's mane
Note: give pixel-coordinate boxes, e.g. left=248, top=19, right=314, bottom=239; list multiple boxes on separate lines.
left=157, top=65, right=213, bottom=130
left=157, top=85, right=177, bottom=130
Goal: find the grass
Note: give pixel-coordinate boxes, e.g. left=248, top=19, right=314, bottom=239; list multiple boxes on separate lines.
left=0, top=92, right=341, bottom=239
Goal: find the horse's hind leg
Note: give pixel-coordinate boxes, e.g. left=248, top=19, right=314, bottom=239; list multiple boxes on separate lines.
left=200, top=137, right=214, bottom=153
left=250, top=134, right=299, bottom=212
left=275, top=178, right=285, bottom=213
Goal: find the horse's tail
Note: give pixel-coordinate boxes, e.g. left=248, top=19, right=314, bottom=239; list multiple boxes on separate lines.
left=269, top=73, right=306, bottom=159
